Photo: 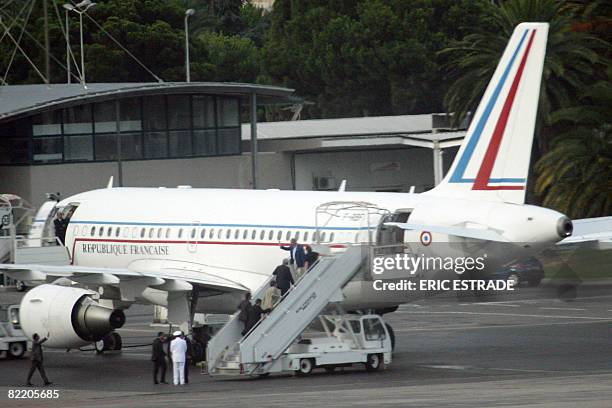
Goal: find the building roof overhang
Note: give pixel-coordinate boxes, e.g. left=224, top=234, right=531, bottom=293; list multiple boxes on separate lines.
left=0, top=82, right=298, bottom=123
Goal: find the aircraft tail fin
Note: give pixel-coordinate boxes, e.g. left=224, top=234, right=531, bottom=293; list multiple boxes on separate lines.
left=432, top=23, right=549, bottom=204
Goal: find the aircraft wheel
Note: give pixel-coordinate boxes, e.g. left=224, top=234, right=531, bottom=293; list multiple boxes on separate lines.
left=507, top=273, right=520, bottom=288
left=297, top=358, right=314, bottom=376
left=365, top=353, right=383, bottom=372
left=15, top=281, right=27, bottom=292
left=8, top=342, right=26, bottom=358
left=385, top=323, right=395, bottom=351
left=111, top=332, right=122, bottom=350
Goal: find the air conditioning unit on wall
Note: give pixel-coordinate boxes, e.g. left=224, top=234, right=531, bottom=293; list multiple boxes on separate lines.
left=313, top=176, right=337, bottom=190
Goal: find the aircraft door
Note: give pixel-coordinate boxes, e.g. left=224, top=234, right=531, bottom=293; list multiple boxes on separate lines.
left=376, top=211, right=411, bottom=253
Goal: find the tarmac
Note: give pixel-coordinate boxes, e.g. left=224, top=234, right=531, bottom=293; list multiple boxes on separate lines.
left=1, top=283, right=611, bottom=407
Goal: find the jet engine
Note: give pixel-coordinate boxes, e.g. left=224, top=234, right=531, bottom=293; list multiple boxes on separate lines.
left=19, top=284, right=125, bottom=348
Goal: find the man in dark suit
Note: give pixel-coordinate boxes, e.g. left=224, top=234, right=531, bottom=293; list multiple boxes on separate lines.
left=26, top=333, right=51, bottom=386
left=151, top=332, right=167, bottom=384
left=273, top=259, right=294, bottom=296
left=280, top=239, right=306, bottom=279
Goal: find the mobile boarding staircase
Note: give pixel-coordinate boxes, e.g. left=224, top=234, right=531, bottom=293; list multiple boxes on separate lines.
left=207, top=245, right=366, bottom=376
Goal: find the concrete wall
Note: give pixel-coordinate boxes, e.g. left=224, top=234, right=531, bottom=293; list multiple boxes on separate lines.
left=0, top=153, right=292, bottom=208
left=294, top=147, right=436, bottom=192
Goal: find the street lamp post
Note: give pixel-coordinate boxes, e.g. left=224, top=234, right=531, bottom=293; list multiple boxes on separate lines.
left=184, top=8, right=195, bottom=83
left=63, top=1, right=96, bottom=87
left=65, top=9, right=70, bottom=83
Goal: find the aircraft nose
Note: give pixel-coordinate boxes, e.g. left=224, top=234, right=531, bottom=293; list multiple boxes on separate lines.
left=557, top=216, right=573, bottom=238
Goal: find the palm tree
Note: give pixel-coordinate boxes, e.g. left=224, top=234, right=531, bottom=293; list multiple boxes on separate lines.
left=535, top=79, right=612, bottom=218
left=440, top=0, right=606, bottom=136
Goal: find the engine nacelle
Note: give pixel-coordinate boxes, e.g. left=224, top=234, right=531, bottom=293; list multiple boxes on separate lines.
left=20, top=284, right=125, bottom=348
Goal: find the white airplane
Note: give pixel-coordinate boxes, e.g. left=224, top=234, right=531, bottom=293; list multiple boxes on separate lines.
left=1, top=22, right=579, bottom=349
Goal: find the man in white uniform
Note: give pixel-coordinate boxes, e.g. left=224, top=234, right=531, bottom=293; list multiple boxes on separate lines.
left=170, top=330, right=187, bottom=385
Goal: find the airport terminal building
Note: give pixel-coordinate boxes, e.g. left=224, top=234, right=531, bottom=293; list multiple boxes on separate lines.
left=0, top=82, right=465, bottom=207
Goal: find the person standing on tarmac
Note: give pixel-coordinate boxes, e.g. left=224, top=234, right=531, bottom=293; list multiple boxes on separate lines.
left=170, top=331, right=187, bottom=385
left=273, top=259, right=294, bottom=296
left=151, top=332, right=167, bottom=384
left=184, top=335, right=192, bottom=384
left=26, top=333, right=52, bottom=387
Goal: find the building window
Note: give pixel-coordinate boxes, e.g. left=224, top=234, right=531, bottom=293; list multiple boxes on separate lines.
left=94, top=134, right=117, bottom=161
left=63, top=105, right=92, bottom=134
left=217, top=128, right=240, bottom=155
left=144, top=131, right=168, bottom=158
left=192, top=95, right=215, bottom=128
left=32, top=110, right=62, bottom=136
left=193, top=129, right=216, bottom=156
left=167, top=95, right=191, bottom=130
left=143, top=96, right=167, bottom=131
left=64, top=134, right=93, bottom=161
left=217, top=98, right=239, bottom=127
left=119, top=98, right=142, bottom=132
left=32, top=137, right=62, bottom=163
left=169, top=130, right=192, bottom=157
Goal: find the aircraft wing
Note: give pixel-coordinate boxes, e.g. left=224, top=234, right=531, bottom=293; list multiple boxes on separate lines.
left=557, top=216, right=612, bottom=250
left=0, top=260, right=250, bottom=298
left=385, top=222, right=509, bottom=242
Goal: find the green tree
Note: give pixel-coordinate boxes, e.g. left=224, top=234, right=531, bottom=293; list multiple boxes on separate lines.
left=441, top=0, right=607, bottom=130
left=263, top=0, right=487, bottom=118
left=535, top=79, right=612, bottom=218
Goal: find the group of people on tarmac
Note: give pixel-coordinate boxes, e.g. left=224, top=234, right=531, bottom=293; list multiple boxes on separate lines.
left=151, top=328, right=211, bottom=385
left=237, top=239, right=320, bottom=336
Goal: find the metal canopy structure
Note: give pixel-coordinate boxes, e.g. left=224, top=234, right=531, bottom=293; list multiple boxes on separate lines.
left=240, top=114, right=467, bottom=185
left=0, top=82, right=298, bottom=122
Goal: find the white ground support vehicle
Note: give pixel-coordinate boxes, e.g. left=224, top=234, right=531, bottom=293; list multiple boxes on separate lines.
left=275, top=314, right=391, bottom=375
left=0, top=304, right=29, bottom=359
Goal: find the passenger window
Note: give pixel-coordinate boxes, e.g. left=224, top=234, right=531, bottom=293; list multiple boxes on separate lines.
left=178, top=228, right=183, bottom=239
left=115, top=227, right=120, bottom=238
left=260, top=230, right=265, bottom=240
left=251, top=230, right=256, bottom=240
left=295, top=231, right=300, bottom=241
left=304, top=231, right=309, bottom=242
left=157, top=228, right=162, bottom=239
left=217, top=229, right=223, bottom=239
left=191, top=228, right=196, bottom=239
left=277, top=230, right=282, bottom=241
left=226, top=229, right=231, bottom=239
left=200, top=229, right=206, bottom=239
left=149, top=228, right=154, bottom=239
left=140, top=228, right=145, bottom=238
left=330, top=232, right=335, bottom=242
left=90, top=226, right=95, bottom=236
left=108, top=227, right=113, bottom=237
left=132, top=227, right=138, bottom=238
left=243, top=230, right=248, bottom=240
left=165, top=228, right=170, bottom=239
left=99, top=227, right=105, bottom=237
left=234, top=229, right=240, bottom=239
left=321, top=232, right=326, bottom=242
left=209, top=229, right=215, bottom=239
left=285, top=231, right=291, bottom=241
